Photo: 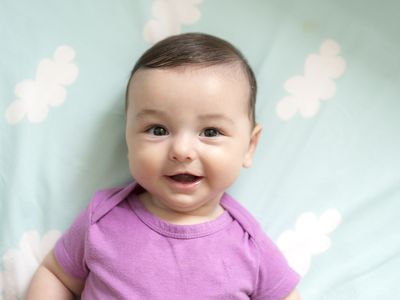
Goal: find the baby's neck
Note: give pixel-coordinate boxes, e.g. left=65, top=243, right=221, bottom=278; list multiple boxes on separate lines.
left=138, top=192, right=225, bottom=225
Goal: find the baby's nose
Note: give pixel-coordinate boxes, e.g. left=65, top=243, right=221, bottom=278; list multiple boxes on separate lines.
left=169, top=134, right=197, bottom=162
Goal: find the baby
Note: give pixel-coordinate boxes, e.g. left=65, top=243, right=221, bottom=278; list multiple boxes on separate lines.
left=27, top=33, right=300, bottom=299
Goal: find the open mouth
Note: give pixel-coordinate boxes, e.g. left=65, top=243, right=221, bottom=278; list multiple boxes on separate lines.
left=168, top=173, right=202, bottom=183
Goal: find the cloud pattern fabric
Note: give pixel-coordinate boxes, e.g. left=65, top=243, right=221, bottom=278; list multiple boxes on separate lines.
left=276, top=40, right=346, bottom=120
left=277, top=210, right=341, bottom=276
left=5, top=46, right=79, bottom=124
left=143, top=0, right=203, bottom=44
left=1, top=1, right=399, bottom=299
left=0, top=231, right=61, bottom=300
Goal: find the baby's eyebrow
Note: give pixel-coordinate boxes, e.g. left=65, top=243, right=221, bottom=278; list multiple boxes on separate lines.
left=198, top=114, right=234, bottom=125
left=135, top=110, right=234, bottom=125
left=135, top=109, right=166, bottom=119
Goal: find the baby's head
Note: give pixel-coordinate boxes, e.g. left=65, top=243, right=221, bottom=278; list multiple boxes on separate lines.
left=126, top=32, right=257, bottom=128
left=125, top=33, right=262, bottom=215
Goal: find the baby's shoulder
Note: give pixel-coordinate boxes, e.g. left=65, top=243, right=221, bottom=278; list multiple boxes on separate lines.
left=221, top=193, right=288, bottom=269
left=89, top=182, right=138, bottom=224
left=221, top=193, right=268, bottom=244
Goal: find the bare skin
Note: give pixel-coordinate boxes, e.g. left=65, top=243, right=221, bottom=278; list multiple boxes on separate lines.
left=26, top=250, right=83, bottom=299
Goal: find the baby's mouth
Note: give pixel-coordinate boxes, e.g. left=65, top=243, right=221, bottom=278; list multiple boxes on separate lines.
left=168, top=174, right=202, bottom=183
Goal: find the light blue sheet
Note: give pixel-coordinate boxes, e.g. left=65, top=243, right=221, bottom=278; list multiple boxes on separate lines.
left=1, top=1, right=399, bottom=299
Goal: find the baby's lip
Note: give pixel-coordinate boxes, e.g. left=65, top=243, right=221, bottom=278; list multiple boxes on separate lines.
left=166, top=173, right=203, bottom=183
left=167, top=171, right=202, bottom=177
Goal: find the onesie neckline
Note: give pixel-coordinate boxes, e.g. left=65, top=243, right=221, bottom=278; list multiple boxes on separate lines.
left=128, top=192, right=233, bottom=239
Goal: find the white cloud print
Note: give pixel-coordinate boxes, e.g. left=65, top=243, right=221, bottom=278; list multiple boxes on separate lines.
left=144, top=0, right=203, bottom=45
left=276, top=39, right=346, bottom=120
left=0, top=230, right=61, bottom=300
left=277, top=209, right=341, bottom=276
left=5, top=46, right=79, bottom=124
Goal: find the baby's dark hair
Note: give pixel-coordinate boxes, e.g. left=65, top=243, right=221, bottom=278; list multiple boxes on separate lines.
left=126, top=32, right=257, bottom=126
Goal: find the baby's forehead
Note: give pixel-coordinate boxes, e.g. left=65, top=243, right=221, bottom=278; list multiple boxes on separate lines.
left=126, top=63, right=253, bottom=125
left=137, top=62, right=245, bottom=78
left=131, top=65, right=249, bottom=103
left=130, top=63, right=249, bottom=93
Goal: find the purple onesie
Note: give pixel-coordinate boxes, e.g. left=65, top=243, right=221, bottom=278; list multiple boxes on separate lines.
left=55, top=182, right=299, bottom=299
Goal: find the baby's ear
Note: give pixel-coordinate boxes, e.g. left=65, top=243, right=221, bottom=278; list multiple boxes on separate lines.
left=243, top=124, right=262, bottom=168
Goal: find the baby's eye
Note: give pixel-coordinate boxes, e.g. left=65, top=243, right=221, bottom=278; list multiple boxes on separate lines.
left=147, top=125, right=169, bottom=136
left=201, top=128, right=222, bottom=137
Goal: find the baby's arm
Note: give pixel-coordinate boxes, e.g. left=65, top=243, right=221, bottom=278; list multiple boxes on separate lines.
left=282, top=289, right=301, bottom=300
left=26, top=249, right=84, bottom=299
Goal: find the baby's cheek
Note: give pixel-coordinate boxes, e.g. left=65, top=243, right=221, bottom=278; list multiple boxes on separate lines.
left=204, top=151, right=242, bottom=185
left=129, top=148, right=160, bottom=177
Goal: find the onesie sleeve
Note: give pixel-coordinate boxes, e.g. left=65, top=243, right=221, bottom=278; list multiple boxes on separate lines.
left=252, top=233, right=300, bottom=300
left=54, top=202, right=91, bottom=280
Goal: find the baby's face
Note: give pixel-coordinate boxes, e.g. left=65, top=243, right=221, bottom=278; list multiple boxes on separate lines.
left=125, top=65, right=261, bottom=213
